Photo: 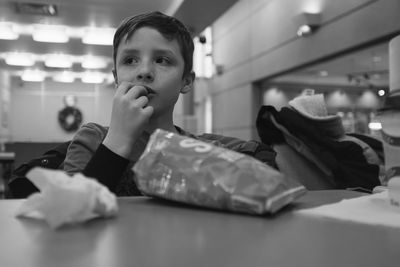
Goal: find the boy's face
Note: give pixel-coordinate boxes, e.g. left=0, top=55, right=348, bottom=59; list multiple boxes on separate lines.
left=113, top=27, right=194, bottom=116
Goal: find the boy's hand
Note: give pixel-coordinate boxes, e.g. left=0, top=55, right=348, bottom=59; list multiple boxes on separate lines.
left=103, top=82, right=154, bottom=158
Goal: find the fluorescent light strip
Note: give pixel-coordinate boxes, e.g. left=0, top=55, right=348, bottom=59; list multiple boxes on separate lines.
left=32, top=24, right=69, bottom=43
left=15, top=70, right=111, bottom=84
left=44, top=54, right=73, bottom=68
left=1, top=52, right=111, bottom=69
left=21, top=70, right=45, bottom=82
left=81, top=72, right=105, bottom=84
left=0, top=22, right=19, bottom=40
left=4, top=52, right=35, bottom=66
left=81, top=56, right=109, bottom=69
left=0, top=22, right=115, bottom=45
left=53, top=71, right=75, bottom=83
left=81, top=27, right=115, bottom=45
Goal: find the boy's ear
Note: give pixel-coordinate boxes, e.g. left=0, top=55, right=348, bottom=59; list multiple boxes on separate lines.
left=112, top=69, right=118, bottom=86
left=180, top=71, right=196, bottom=94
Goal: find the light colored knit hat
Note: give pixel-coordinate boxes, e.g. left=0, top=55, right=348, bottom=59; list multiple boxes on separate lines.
left=288, top=94, right=339, bottom=121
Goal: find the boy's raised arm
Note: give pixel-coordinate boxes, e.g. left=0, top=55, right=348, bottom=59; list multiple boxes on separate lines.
left=103, top=82, right=153, bottom=158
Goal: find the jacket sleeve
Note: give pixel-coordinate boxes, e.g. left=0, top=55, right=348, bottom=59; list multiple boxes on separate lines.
left=8, top=142, right=70, bottom=198
left=63, top=123, right=107, bottom=175
left=63, top=122, right=129, bottom=192
left=83, top=143, right=129, bottom=191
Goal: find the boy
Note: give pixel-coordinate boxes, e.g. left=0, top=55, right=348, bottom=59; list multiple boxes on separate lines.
left=63, top=11, right=276, bottom=196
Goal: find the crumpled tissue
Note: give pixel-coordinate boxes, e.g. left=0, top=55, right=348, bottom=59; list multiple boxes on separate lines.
left=15, top=167, right=118, bottom=229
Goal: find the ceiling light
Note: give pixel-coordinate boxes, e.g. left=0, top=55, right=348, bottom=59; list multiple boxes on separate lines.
left=82, top=27, right=115, bottom=46
left=0, top=22, right=19, bottom=40
left=45, top=54, right=73, bottom=68
left=21, top=70, right=45, bottom=82
left=32, top=24, right=69, bottom=43
left=81, top=72, right=104, bottom=84
left=81, top=56, right=109, bottom=69
left=378, top=89, right=386, bottom=97
left=5, top=52, right=35, bottom=66
left=368, top=122, right=382, bottom=131
left=295, top=12, right=321, bottom=37
left=53, top=71, right=75, bottom=83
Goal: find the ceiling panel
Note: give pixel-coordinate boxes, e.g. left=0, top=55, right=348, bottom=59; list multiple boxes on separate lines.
left=0, top=0, right=181, bottom=26
left=0, top=0, right=238, bottom=80
left=269, top=41, right=389, bottom=89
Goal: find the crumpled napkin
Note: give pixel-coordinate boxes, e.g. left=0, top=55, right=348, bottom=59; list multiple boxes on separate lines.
left=15, top=167, right=118, bottom=229
left=296, top=191, right=400, bottom=228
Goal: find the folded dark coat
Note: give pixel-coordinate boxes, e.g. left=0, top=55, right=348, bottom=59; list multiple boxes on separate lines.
left=256, top=106, right=381, bottom=191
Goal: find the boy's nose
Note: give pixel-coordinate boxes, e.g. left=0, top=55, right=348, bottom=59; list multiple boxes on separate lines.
left=136, top=63, right=154, bottom=83
left=137, top=72, right=154, bottom=83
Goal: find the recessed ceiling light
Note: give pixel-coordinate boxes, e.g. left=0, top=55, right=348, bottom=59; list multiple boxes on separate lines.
left=81, top=27, right=115, bottom=46
left=45, top=54, right=73, bottom=68
left=81, top=72, right=105, bottom=84
left=0, top=22, right=19, bottom=40
left=5, top=52, right=35, bottom=66
left=32, top=24, right=69, bottom=43
left=81, top=56, right=109, bottom=69
left=53, top=71, right=75, bottom=83
left=21, top=69, right=45, bottom=82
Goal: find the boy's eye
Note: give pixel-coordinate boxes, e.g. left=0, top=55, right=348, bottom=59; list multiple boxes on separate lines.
left=155, top=57, right=171, bottom=65
left=123, top=57, right=138, bottom=65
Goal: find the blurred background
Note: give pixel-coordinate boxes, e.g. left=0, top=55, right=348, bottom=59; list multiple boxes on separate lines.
left=0, top=0, right=399, bottom=169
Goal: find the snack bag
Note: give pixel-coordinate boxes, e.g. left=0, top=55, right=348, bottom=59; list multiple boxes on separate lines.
left=133, top=129, right=306, bottom=214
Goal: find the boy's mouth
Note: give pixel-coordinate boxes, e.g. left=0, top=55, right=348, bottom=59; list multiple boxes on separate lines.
left=141, top=85, right=155, bottom=95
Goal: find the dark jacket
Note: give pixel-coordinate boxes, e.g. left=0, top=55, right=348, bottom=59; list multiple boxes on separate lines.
left=256, top=105, right=382, bottom=192
left=8, top=142, right=70, bottom=198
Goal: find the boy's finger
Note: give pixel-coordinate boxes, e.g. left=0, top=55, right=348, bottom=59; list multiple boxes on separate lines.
left=126, top=85, right=148, bottom=99
left=135, top=96, right=149, bottom=108
left=142, top=106, right=154, bottom=117
left=115, top=81, right=135, bottom=97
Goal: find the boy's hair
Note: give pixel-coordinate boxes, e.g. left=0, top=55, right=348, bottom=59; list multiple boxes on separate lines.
left=113, top=11, right=194, bottom=78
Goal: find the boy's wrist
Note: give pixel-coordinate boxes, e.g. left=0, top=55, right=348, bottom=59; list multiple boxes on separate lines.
left=102, top=134, right=133, bottom=159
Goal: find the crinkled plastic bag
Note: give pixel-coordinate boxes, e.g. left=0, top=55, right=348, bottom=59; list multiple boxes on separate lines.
left=133, top=129, right=306, bottom=214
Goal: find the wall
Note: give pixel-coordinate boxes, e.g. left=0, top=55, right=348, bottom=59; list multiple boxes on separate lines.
left=210, top=0, right=400, bottom=140
left=261, top=83, right=383, bottom=111
left=9, top=76, right=114, bottom=142
left=5, top=73, right=190, bottom=143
